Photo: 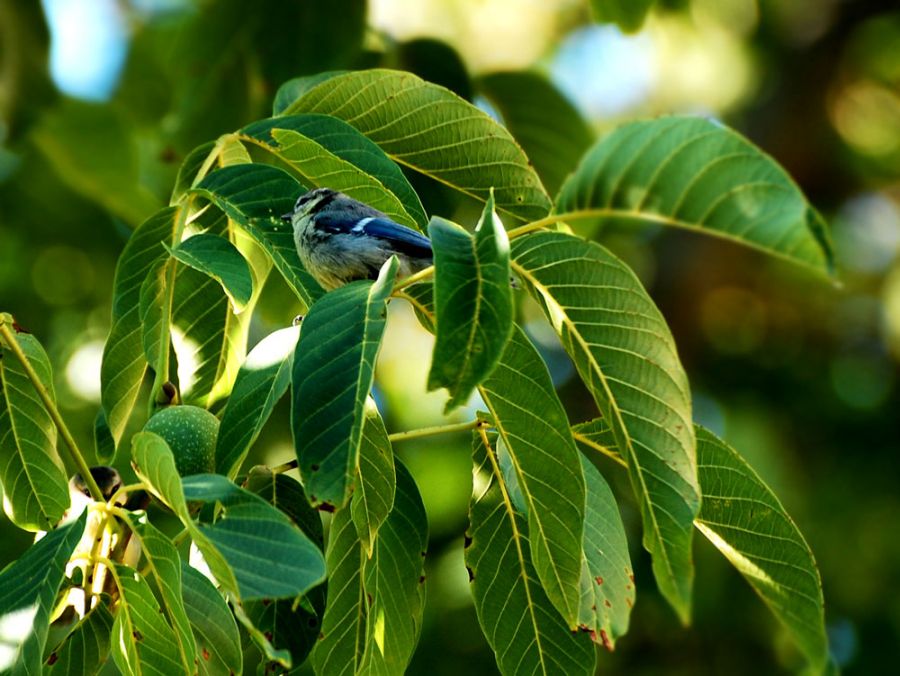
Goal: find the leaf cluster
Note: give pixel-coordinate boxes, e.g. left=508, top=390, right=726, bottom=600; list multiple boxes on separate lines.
left=0, top=60, right=832, bottom=675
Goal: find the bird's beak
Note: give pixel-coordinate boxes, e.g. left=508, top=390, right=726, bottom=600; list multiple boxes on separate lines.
left=280, top=213, right=293, bottom=223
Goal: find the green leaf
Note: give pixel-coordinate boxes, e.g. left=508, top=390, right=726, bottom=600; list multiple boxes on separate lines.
left=130, top=518, right=197, bottom=673
left=272, top=72, right=347, bottom=116
left=292, top=258, right=398, bottom=510
left=216, top=326, right=300, bottom=478
left=243, top=467, right=324, bottom=549
left=358, top=461, right=428, bottom=674
left=588, top=0, right=655, bottom=32
left=0, top=331, right=69, bottom=531
left=241, top=114, right=427, bottom=229
left=101, top=207, right=180, bottom=445
left=181, top=474, right=327, bottom=600
left=311, top=461, right=427, bottom=676
left=577, top=455, right=634, bottom=649
left=477, top=71, right=594, bottom=195
left=131, top=431, right=240, bottom=598
left=45, top=603, right=114, bottom=676
left=351, top=403, right=396, bottom=557
left=556, top=116, right=834, bottom=274
left=168, top=233, right=253, bottom=312
left=138, top=256, right=169, bottom=374
left=172, top=141, right=217, bottom=202
left=109, top=564, right=184, bottom=676
left=466, top=433, right=596, bottom=676
left=478, top=326, right=586, bottom=628
left=192, top=164, right=323, bottom=307
left=512, top=231, right=698, bottom=623
left=427, top=195, right=514, bottom=411
left=280, top=69, right=551, bottom=222
left=169, top=210, right=267, bottom=407
left=309, top=500, right=364, bottom=676
left=241, top=468, right=328, bottom=667
left=0, top=512, right=85, bottom=674
left=181, top=563, right=242, bottom=676
left=694, top=426, right=828, bottom=671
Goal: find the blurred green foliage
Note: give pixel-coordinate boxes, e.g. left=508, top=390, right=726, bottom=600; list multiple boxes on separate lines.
left=1, top=0, right=899, bottom=673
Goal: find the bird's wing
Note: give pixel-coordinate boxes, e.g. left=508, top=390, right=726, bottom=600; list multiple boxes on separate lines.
left=315, top=213, right=433, bottom=259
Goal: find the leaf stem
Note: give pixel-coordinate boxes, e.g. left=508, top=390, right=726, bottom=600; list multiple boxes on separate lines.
left=267, top=459, right=296, bottom=474
left=392, top=264, right=434, bottom=292
left=0, top=319, right=104, bottom=502
left=388, top=419, right=488, bottom=443
left=506, top=210, right=595, bottom=239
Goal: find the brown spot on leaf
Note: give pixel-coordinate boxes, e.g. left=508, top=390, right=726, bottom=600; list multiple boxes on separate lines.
left=47, top=653, right=58, bottom=666
left=599, top=629, right=613, bottom=652
left=264, top=631, right=273, bottom=642
left=604, top=600, right=612, bottom=608
left=202, top=648, right=211, bottom=661
left=595, top=576, right=603, bottom=585
left=366, top=593, right=373, bottom=607
left=133, top=630, right=144, bottom=641
left=418, top=575, right=426, bottom=584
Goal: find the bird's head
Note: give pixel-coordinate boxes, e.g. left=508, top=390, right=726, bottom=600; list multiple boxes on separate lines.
left=281, top=187, right=338, bottom=223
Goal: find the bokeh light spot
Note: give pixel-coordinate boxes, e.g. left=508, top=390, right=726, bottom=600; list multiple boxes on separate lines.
left=64, top=339, right=104, bottom=403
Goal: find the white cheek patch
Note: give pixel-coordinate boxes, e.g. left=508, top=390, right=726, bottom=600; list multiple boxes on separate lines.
left=352, top=217, right=375, bottom=234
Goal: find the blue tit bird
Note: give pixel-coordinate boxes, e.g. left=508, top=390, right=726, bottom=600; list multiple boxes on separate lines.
left=282, top=188, right=433, bottom=290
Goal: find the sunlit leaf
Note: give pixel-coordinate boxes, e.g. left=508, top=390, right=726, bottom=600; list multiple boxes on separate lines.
left=512, top=231, right=698, bottom=623
left=577, top=455, right=634, bottom=649
left=311, top=461, right=427, bottom=676
left=466, top=433, right=596, bottom=675
left=351, top=403, right=396, bottom=557
left=428, top=194, right=513, bottom=411
left=216, top=326, right=300, bottom=478
left=241, top=114, right=427, bottom=229
left=110, top=564, right=184, bottom=676
left=556, top=116, right=834, bottom=274
left=292, top=258, right=398, bottom=510
left=477, top=71, right=594, bottom=195
left=130, top=517, right=197, bottom=673
left=181, top=563, right=242, bottom=676
left=172, top=141, right=217, bottom=202
left=478, top=326, right=586, bottom=627
left=279, top=69, right=551, bottom=222
left=358, top=462, right=428, bottom=673
left=131, top=431, right=239, bottom=598
left=168, top=233, right=253, bottom=312
left=694, top=426, right=828, bottom=671
left=45, top=603, right=113, bottom=676
left=588, top=0, right=656, bottom=32
left=309, top=498, right=364, bottom=676
left=101, top=207, right=180, bottom=444
left=192, top=163, right=323, bottom=307
left=0, top=330, right=69, bottom=531
left=182, top=474, right=326, bottom=600
left=0, top=512, right=85, bottom=674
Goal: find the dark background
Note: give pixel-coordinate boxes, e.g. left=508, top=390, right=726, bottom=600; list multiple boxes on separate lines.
left=1, top=0, right=898, bottom=673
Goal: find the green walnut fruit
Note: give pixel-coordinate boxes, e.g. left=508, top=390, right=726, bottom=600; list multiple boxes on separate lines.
left=144, top=405, right=218, bottom=477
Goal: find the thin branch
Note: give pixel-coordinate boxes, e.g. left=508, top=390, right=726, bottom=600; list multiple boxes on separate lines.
left=388, top=419, right=487, bottom=443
